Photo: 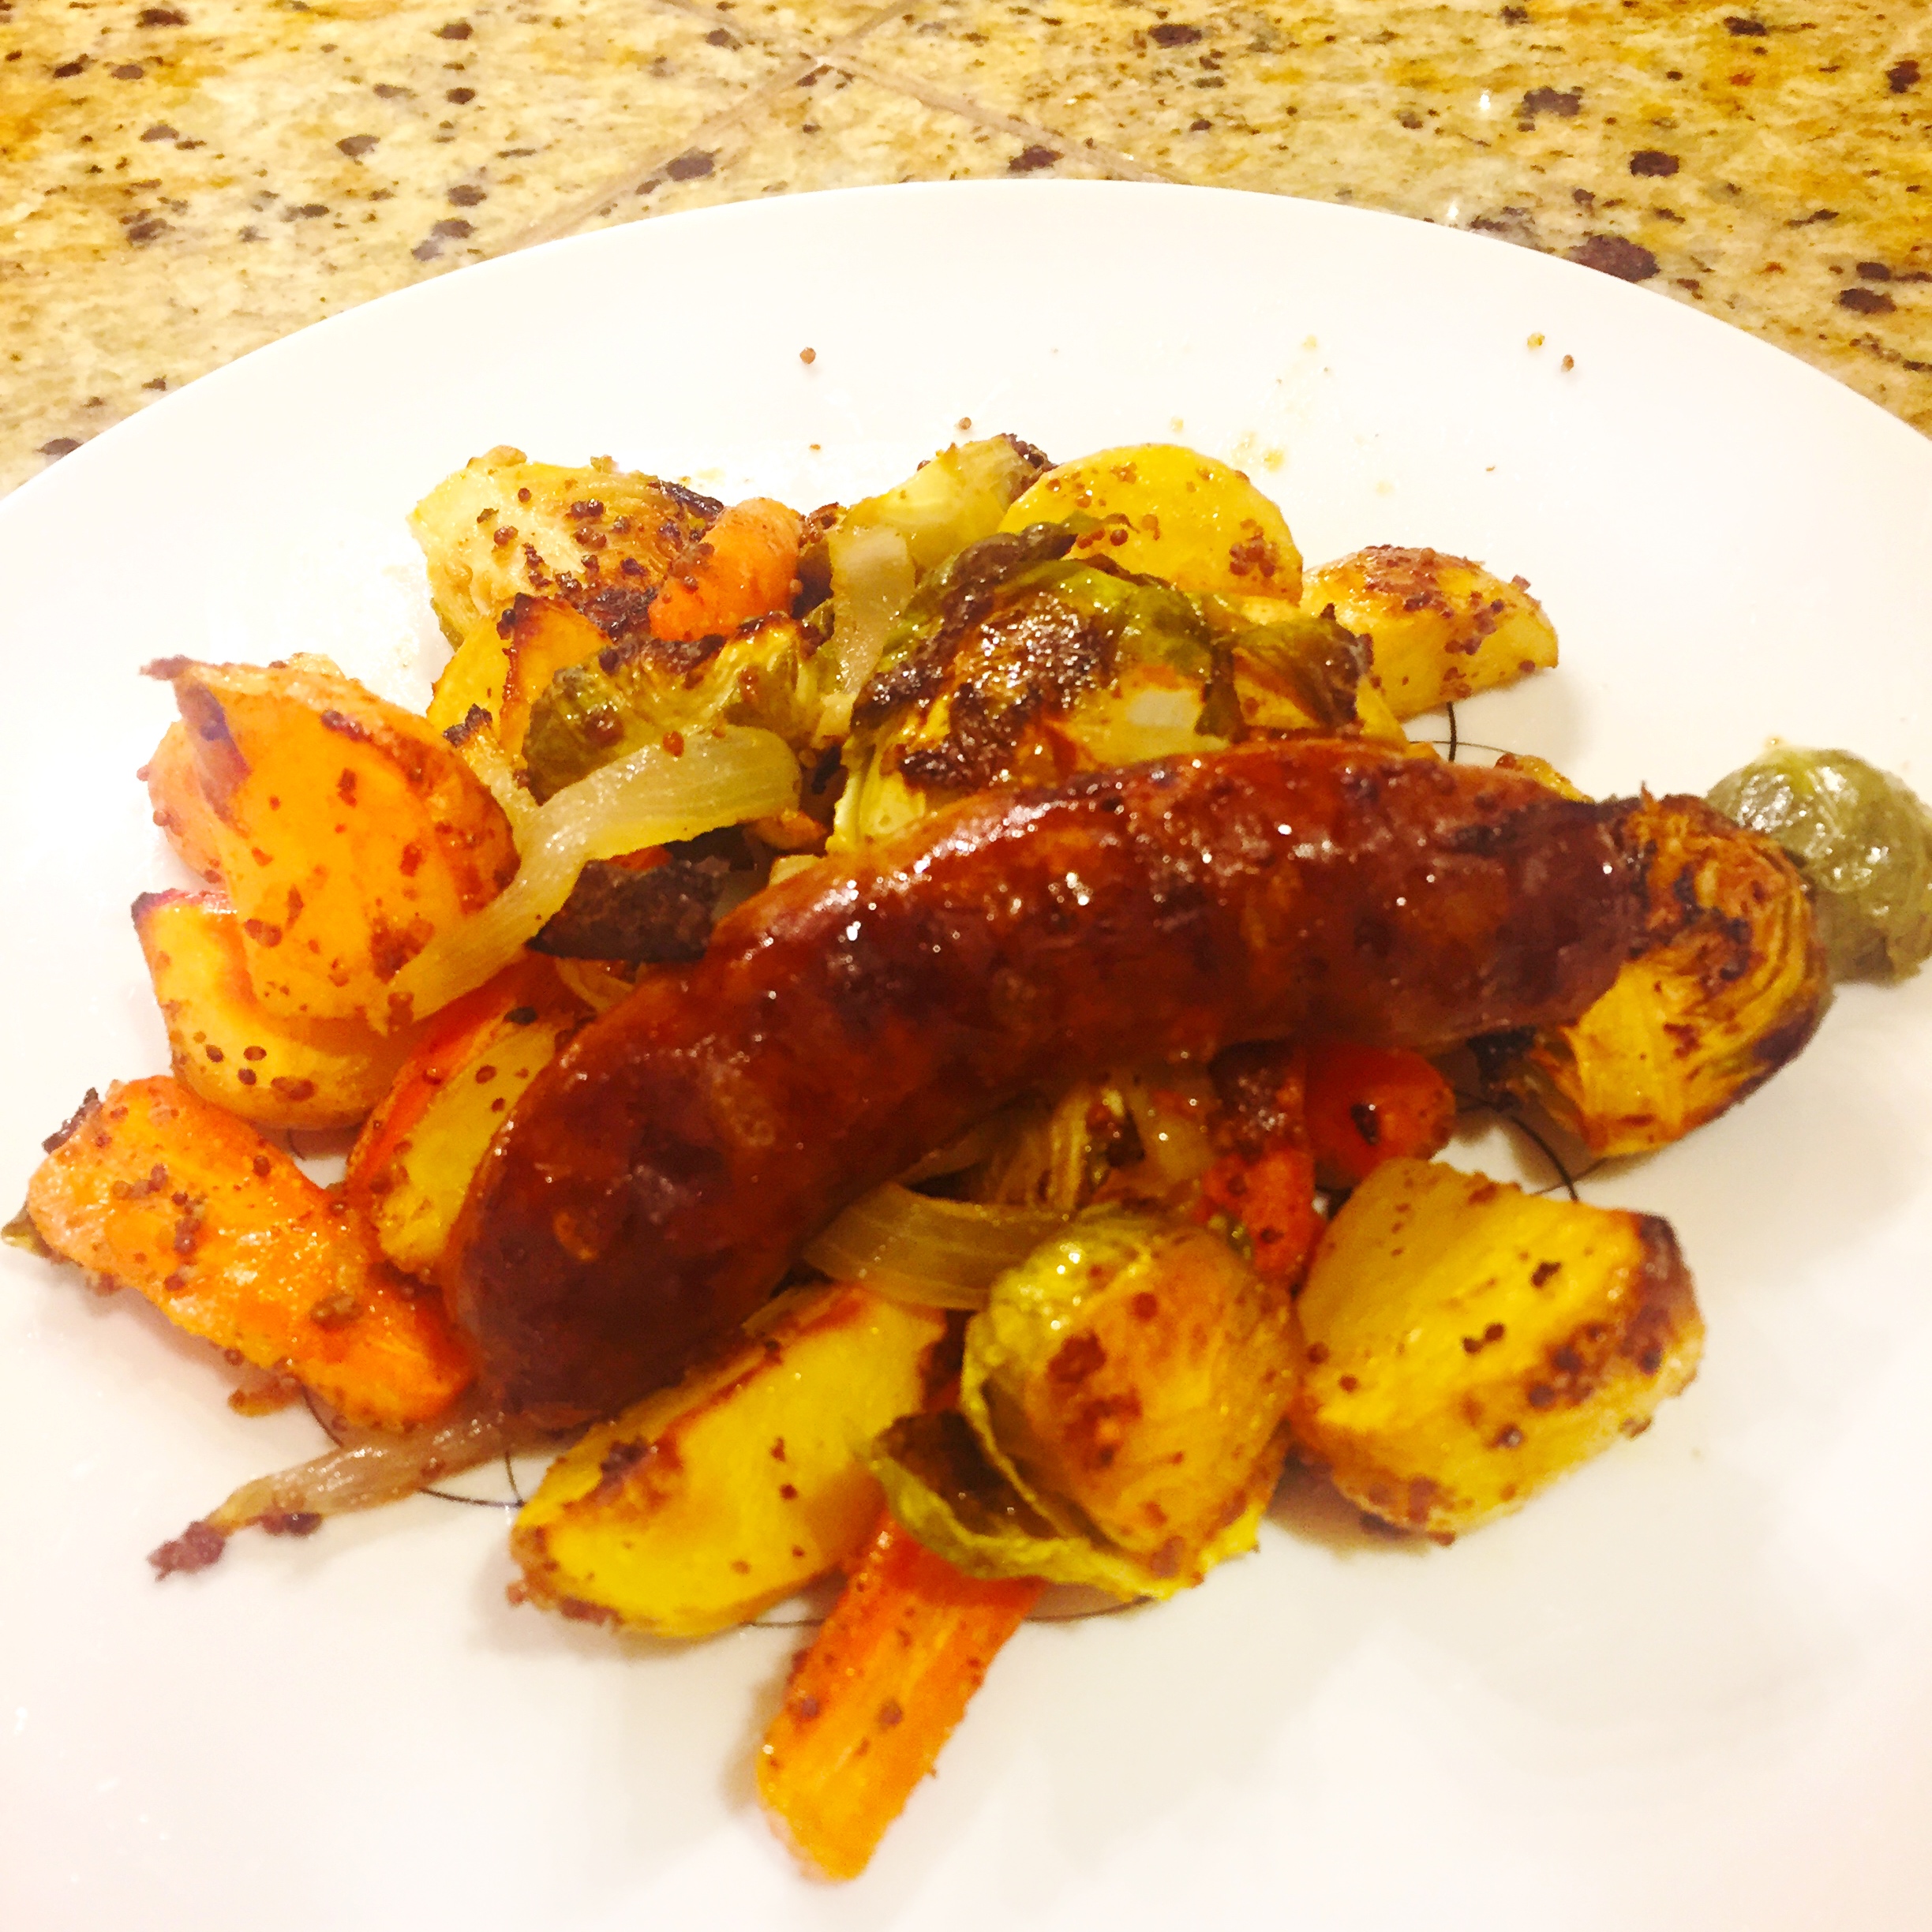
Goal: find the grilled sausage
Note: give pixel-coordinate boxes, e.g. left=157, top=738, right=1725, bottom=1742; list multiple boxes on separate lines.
left=448, top=739, right=1641, bottom=1419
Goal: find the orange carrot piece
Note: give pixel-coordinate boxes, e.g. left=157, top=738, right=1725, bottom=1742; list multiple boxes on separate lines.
left=27, top=1077, right=474, bottom=1428
left=1193, top=1145, right=1324, bottom=1287
left=758, top=1515, right=1043, bottom=1880
left=1304, top=1041, right=1456, bottom=1188
left=649, top=498, right=800, bottom=643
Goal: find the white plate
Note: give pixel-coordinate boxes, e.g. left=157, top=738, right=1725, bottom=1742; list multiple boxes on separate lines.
left=4, top=182, right=1930, bottom=1932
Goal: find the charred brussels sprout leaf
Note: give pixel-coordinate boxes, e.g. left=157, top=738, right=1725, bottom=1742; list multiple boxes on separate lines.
left=833, top=527, right=1376, bottom=847
left=898, top=1205, right=1301, bottom=1598
left=1480, top=795, right=1829, bottom=1156
left=1708, top=747, right=1932, bottom=982
left=818, top=436, right=1050, bottom=696
left=520, top=614, right=822, bottom=802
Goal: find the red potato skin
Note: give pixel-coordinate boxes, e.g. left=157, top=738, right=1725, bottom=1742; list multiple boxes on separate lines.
left=449, top=739, right=1642, bottom=1420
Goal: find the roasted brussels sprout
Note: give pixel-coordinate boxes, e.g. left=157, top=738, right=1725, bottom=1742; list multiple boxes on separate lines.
left=872, top=1207, right=1298, bottom=1599
left=1708, top=747, right=1932, bottom=981
left=520, top=612, right=823, bottom=802
left=1478, top=794, right=1829, bottom=1156
left=818, top=435, right=1050, bottom=695
left=833, top=526, right=1380, bottom=847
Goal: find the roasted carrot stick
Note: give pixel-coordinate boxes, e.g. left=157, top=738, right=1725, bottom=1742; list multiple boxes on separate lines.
left=649, top=497, right=800, bottom=642
left=1193, top=1144, right=1324, bottom=1287
left=1303, top=1041, right=1456, bottom=1187
left=758, top=1514, right=1043, bottom=1880
left=27, top=1077, right=474, bottom=1428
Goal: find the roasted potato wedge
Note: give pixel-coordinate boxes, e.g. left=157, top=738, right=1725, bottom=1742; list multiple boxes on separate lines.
left=149, top=655, right=519, bottom=1030
left=511, top=1284, right=949, bottom=1637
left=345, top=954, right=588, bottom=1279
left=134, top=890, right=414, bottom=1132
left=1300, top=547, right=1558, bottom=719
left=26, top=1078, right=474, bottom=1428
left=1000, top=443, right=1302, bottom=601
left=1482, top=794, right=1829, bottom=1156
left=410, top=448, right=714, bottom=641
left=1292, top=1159, right=1702, bottom=1537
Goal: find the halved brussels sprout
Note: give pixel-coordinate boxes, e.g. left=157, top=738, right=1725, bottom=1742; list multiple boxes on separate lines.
left=874, top=1207, right=1299, bottom=1599
left=832, top=527, right=1379, bottom=848
left=1708, top=747, right=1932, bottom=982
left=1479, top=794, right=1829, bottom=1156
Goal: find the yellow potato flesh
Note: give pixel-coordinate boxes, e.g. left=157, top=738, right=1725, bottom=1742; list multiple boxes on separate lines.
left=512, top=1284, right=948, bottom=1637
left=134, top=891, right=412, bottom=1133
left=1292, top=1159, right=1702, bottom=1537
left=361, top=1000, right=579, bottom=1279
left=1300, top=547, right=1557, bottom=720
left=1000, top=444, right=1302, bottom=601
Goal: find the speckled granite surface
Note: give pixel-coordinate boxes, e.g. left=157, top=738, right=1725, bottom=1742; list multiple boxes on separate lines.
left=4, top=0, right=1926, bottom=493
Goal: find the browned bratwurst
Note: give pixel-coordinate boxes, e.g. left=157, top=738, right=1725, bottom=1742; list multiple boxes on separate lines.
left=448, top=739, right=1639, bottom=1419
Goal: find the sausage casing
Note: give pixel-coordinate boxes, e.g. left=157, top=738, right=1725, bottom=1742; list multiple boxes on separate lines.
left=448, top=739, right=1640, bottom=1417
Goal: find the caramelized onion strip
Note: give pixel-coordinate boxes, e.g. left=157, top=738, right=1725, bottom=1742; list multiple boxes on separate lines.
left=803, top=1184, right=1066, bottom=1311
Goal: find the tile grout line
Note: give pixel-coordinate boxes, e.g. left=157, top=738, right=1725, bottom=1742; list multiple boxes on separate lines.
left=498, top=0, right=921, bottom=252
left=496, top=54, right=822, bottom=252
left=815, top=47, right=1175, bottom=185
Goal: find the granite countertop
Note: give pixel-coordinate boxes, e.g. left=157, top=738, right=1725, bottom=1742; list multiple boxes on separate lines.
left=3, top=0, right=1926, bottom=495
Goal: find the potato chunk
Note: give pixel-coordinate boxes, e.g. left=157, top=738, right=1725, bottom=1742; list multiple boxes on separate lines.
left=26, top=1078, right=474, bottom=1428
left=1481, top=795, right=1829, bottom=1155
left=410, top=448, right=714, bottom=640
left=510, top=1285, right=948, bottom=1637
left=1000, top=444, right=1302, bottom=601
left=1300, top=547, right=1557, bottom=719
left=134, top=890, right=414, bottom=1132
left=1291, top=1159, right=1702, bottom=1537
left=149, top=655, right=519, bottom=1029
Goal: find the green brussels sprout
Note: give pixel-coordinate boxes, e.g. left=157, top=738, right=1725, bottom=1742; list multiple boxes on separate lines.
left=871, top=1206, right=1298, bottom=1600
left=1708, top=747, right=1932, bottom=981
left=520, top=613, right=822, bottom=803
left=831, top=526, right=1376, bottom=848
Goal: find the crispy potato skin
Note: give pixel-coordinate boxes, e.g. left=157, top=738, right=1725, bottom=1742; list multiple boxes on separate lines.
left=142, top=722, right=225, bottom=882
left=451, top=739, right=1642, bottom=1419
left=511, top=1284, right=947, bottom=1637
left=344, top=957, right=588, bottom=1279
left=1291, top=1159, right=1702, bottom=1536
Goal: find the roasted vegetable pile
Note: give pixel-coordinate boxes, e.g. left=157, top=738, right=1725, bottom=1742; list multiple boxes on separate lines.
left=16, top=435, right=1925, bottom=1881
